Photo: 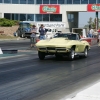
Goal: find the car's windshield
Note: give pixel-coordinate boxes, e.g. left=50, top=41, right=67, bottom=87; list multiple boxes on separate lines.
left=54, top=33, right=77, bottom=40
left=20, top=23, right=30, bottom=28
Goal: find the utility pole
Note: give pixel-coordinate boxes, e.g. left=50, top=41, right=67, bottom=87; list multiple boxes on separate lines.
left=96, top=12, right=98, bottom=31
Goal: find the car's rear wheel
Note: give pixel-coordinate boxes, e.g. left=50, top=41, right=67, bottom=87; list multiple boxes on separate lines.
left=68, top=48, right=75, bottom=60
left=83, top=47, right=88, bottom=58
left=38, top=51, right=45, bottom=60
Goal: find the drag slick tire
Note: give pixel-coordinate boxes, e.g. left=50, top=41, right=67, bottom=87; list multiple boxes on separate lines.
left=38, top=51, right=45, bottom=60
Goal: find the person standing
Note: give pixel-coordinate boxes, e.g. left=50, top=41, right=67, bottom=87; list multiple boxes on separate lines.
left=88, top=28, right=94, bottom=38
left=39, top=24, right=48, bottom=40
left=30, top=25, right=37, bottom=48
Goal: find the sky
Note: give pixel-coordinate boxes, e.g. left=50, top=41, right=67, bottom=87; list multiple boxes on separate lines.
left=79, top=12, right=100, bottom=27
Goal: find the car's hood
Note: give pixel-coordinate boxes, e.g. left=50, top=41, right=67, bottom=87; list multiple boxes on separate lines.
left=36, top=38, right=72, bottom=47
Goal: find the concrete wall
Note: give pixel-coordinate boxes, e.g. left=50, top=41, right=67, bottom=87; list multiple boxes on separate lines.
left=0, top=26, right=18, bottom=36
left=0, top=13, right=2, bottom=18
left=0, top=4, right=87, bottom=13
left=0, top=13, right=3, bottom=18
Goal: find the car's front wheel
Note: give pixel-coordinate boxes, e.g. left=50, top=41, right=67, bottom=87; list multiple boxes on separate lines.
left=68, top=48, right=75, bottom=60
left=20, top=32, right=25, bottom=38
left=38, top=51, right=45, bottom=60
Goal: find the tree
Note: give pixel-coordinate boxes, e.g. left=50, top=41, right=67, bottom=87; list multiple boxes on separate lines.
left=87, top=17, right=93, bottom=25
left=97, top=18, right=100, bottom=28
left=84, top=17, right=100, bottom=29
left=93, top=18, right=100, bottom=29
left=84, top=17, right=93, bottom=29
left=84, top=17, right=96, bottom=29
left=84, top=25, right=89, bottom=28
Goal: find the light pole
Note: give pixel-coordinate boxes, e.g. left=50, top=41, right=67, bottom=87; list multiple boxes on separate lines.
left=96, top=12, right=98, bottom=31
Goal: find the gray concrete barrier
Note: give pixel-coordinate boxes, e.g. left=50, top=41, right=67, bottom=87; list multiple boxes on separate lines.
left=2, top=50, right=18, bottom=54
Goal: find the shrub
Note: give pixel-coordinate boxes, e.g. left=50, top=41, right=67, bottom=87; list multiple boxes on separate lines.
left=0, top=18, right=8, bottom=22
left=0, top=18, right=19, bottom=27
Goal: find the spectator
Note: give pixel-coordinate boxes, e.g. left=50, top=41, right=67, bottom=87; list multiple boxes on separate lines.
left=30, top=25, right=37, bottom=48
left=88, top=28, right=94, bottom=38
left=39, top=24, right=48, bottom=40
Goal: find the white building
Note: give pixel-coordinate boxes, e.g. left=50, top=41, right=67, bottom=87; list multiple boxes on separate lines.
left=0, top=0, right=99, bottom=31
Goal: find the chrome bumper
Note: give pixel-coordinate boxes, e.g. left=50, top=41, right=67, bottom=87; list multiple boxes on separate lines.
left=38, top=47, right=70, bottom=53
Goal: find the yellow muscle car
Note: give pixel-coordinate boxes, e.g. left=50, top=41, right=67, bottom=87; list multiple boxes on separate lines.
left=36, top=33, right=90, bottom=60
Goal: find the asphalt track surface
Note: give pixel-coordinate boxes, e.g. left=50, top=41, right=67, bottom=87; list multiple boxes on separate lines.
left=0, top=39, right=30, bottom=50
left=0, top=43, right=100, bottom=100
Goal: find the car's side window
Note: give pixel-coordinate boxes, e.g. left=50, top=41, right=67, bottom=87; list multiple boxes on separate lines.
left=71, top=34, right=76, bottom=40
left=76, top=34, right=80, bottom=40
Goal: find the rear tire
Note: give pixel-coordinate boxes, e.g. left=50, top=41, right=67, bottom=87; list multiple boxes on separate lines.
left=38, top=51, right=45, bottom=60
left=83, top=47, right=88, bottom=58
left=79, top=47, right=88, bottom=58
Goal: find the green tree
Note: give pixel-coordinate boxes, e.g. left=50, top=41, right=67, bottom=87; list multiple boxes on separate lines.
left=92, top=18, right=100, bottom=29
left=97, top=18, right=100, bottom=28
left=84, top=25, right=89, bottom=28
left=84, top=17, right=100, bottom=29
left=87, top=17, right=93, bottom=25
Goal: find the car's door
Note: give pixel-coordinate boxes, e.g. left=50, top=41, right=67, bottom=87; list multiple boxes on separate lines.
left=76, top=34, right=85, bottom=52
left=69, top=34, right=81, bottom=52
